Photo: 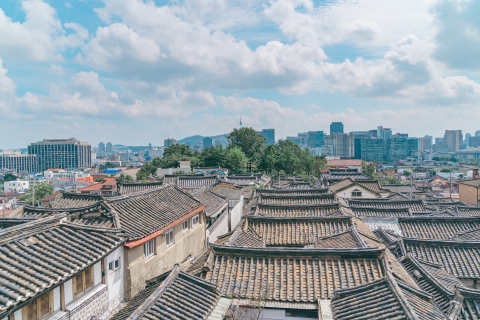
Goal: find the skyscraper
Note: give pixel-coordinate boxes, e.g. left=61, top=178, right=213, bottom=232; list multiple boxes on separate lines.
left=423, top=135, right=433, bottom=150
left=377, top=126, right=392, bottom=139
left=330, top=122, right=344, bottom=134
left=259, top=129, right=275, bottom=145
left=324, top=134, right=354, bottom=158
left=98, top=142, right=105, bottom=153
left=203, top=137, right=213, bottom=149
left=444, top=130, right=463, bottom=152
left=476, top=130, right=480, bottom=137
left=164, top=138, right=178, bottom=147
left=106, top=142, right=113, bottom=154
left=307, top=131, right=324, bottom=148
left=28, top=138, right=91, bottom=171
left=286, top=136, right=302, bottom=145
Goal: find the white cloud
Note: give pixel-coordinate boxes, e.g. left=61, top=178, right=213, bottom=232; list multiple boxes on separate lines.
left=0, top=0, right=87, bottom=62
left=0, top=58, right=15, bottom=95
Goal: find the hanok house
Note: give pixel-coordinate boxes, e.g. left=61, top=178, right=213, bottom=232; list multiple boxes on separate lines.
left=12, top=184, right=209, bottom=300
left=322, top=168, right=372, bottom=185
left=0, top=214, right=125, bottom=320
left=76, top=177, right=118, bottom=196
left=110, top=265, right=231, bottom=320
left=328, top=178, right=391, bottom=199
left=459, top=178, right=480, bottom=205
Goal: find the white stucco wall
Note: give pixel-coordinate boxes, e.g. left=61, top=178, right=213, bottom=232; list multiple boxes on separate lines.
left=53, top=287, right=61, bottom=311
left=207, top=209, right=229, bottom=243
left=94, top=261, right=102, bottom=286
left=64, top=279, right=73, bottom=304
left=13, top=310, right=21, bottom=320
left=230, top=195, right=244, bottom=230
left=337, top=186, right=379, bottom=199
left=107, top=247, right=124, bottom=307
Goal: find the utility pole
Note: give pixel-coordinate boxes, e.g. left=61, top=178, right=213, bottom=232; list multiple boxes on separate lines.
left=32, top=187, right=35, bottom=206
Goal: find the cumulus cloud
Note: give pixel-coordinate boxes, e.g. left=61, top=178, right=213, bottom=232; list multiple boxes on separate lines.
left=0, top=0, right=87, bottom=62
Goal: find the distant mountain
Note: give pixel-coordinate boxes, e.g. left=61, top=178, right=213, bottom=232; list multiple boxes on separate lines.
left=178, top=135, right=205, bottom=147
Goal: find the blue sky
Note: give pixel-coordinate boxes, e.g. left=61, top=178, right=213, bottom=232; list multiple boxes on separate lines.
left=1, top=0, right=480, bottom=148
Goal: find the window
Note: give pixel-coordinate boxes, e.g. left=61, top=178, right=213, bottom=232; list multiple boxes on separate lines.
left=39, top=294, right=50, bottom=318
left=166, top=229, right=174, bottom=246
left=144, top=239, right=155, bottom=259
left=74, top=273, right=84, bottom=295
left=183, top=220, right=188, bottom=230
left=351, top=189, right=362, bottom=197
left=192, top=214, right=199, bottom=226
left=108, top=258, right=121, bottom=272
left=85, top=268, right=93, bottom=290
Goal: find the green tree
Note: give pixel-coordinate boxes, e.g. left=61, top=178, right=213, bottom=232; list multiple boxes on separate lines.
left=200, top=146, right=227, bottom=167
left=2, top=173, right=17, bottom=182
left=116, top=173, right=133, bottom=184
left=362, top=161, right=376, bottom=179
left=226, top=147, right=248, bottom=173
left=313, top=155, right=327, bottom=178
left=227, top=127, right=266, bottom=160
left=20, top=182, right=54, bottom=205
left=257, top=145, right=279, bottom=174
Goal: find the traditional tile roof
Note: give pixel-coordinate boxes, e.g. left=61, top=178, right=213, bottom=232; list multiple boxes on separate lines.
left=225, top=174, right=271, bottom=187
left=49, top=192, right=102, bottom=209
left=256, top=188, right=330, bottom=196
left=254, top=203, right=344, bottom=217
left=398, top=216, right=480, bottom=240
left=328, top=178, right=388, bottom=197
left=106, top=184, right=204, bottom=240
left=382, top=184, right=425, bottom=194
left=402, top=238, right=480, bottom=279
left=351, top=207, right=412, bottom=217
left=245, top=216, right=353, bottom=246
left=314, top=228, right=367, bottom=249
left=189, top=187, right=228, bottom=218
left=111, top=265, right=228, bottom=320
left=162, top=174, right=220, bottom=190
left=456, top=206, right=480, bottom=217
left=21, top=203, right=117, bottom=228
left=330, top=272, right=447, bottom=320
left=199, top=245, right=386, bottom=303
left=348, top=199, right=432, bottom=213
left=258, top=193, right=336, bottom=206
left=323, top=171, right=371, bottom=183
left=455, top=227, right=480, bottom=241
left=216, top=223, right=265, bottom=248
left=0, top=215, right=124, bottom=316
left=278, top=181, right=318, bottom=189
left=118, top=181, right=163, bottom=195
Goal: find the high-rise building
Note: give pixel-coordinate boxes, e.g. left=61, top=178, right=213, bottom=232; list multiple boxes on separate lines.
left=377, top=126, right=392, bottom=140
left=406, top=138, right=419, bottom=157
left=307, top=131, right=324, bottom=148
left=435, top=137, right=444, bottom=144
left=164, top=138, right=178, bottom=147
left=28, top=138, right=91, bottom=171
left=444, top=130, right=463, bottom=152
left=258, top=129, right=275, bottom=145
left=286, top=136, right=302, bottom=145
left=203, top=137, right=213, bottom=149
left=360, top=138, right=384, bottom=162
left=464, top=133, right=472, bottom=148
left=476, top=130, right=480, bottom=137
left=324, top=134, right=354, bottom=158
left=423, top=135, right=433, bottom=150
left=106, top=142, right=113, bottom=154
left=298, top=132, right=309, bottom=146
left=0, top=152, right=37, bottom=173
left=98, top=142, right=105, bottom=153
left=385, top=138, right=407, bottom=162
left=330, top=122, right=344, bottom=134
left=469, top=136, right=480, bottom=148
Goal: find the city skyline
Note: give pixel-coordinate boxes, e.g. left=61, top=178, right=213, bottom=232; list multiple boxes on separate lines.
left=1, top=1, right=480, bottom=149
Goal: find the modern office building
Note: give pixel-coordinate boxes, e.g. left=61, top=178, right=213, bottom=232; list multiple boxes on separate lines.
left=106, top=142, right=113, bottom=154
left=385, top=138, right=407, bottom=162
left=98, top=142, right=105, bottom=153
left=0, top=152, right=37, bottom=173
left=406, top=138, right=419, bottom=157
left=444, top=130, right=463, bottom=152
left=377, top=126, right=392, bottom=140
left=307, top=131, right=324, bottom=148
left=298, top=132, right=309, bottom=146
left=28, top=138, right=92, bottom=171
left=164, top=138, right=178, bottom=147
left=330, top=122, right=344, bottom=134
left=469, top=136, right=480, bottom=148
left=476, top=130, right=480, bottom=137
left=258, top=129, right=275, bottom=145
left=286, top=136, right=302, bottom=145
left=423, top=135, right=433, bottom=150
left=203, top=137, right=213, bottom=149
left=324, top=134, right=354, bottom=158
left=360, top=138, right=384, bottom=162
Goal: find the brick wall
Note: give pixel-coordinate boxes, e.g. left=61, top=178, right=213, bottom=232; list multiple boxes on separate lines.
left=67, top=286, right=109, bottom=320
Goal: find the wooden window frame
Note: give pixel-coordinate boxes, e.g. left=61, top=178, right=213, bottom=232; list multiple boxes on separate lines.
left=182, top=219, right=188, bottom=231
left=22, top=291, right=53, bottom=320
left=108, top=258, right=121, bottom=273
left=351, top=189, right=362, bottom=197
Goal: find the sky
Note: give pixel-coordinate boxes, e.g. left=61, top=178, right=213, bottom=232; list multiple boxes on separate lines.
left=1, top=0, right=480, bottom=149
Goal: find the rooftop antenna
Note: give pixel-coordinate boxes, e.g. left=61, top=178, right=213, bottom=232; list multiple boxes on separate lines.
left=239, top=115, right=243, bottom=128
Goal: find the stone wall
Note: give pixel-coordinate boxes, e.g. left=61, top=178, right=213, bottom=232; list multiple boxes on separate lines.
left=67, top=285, right=108, bottom=320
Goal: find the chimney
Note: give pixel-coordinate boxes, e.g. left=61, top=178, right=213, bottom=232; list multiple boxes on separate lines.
left=473, top=168, right=479, bottom=179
